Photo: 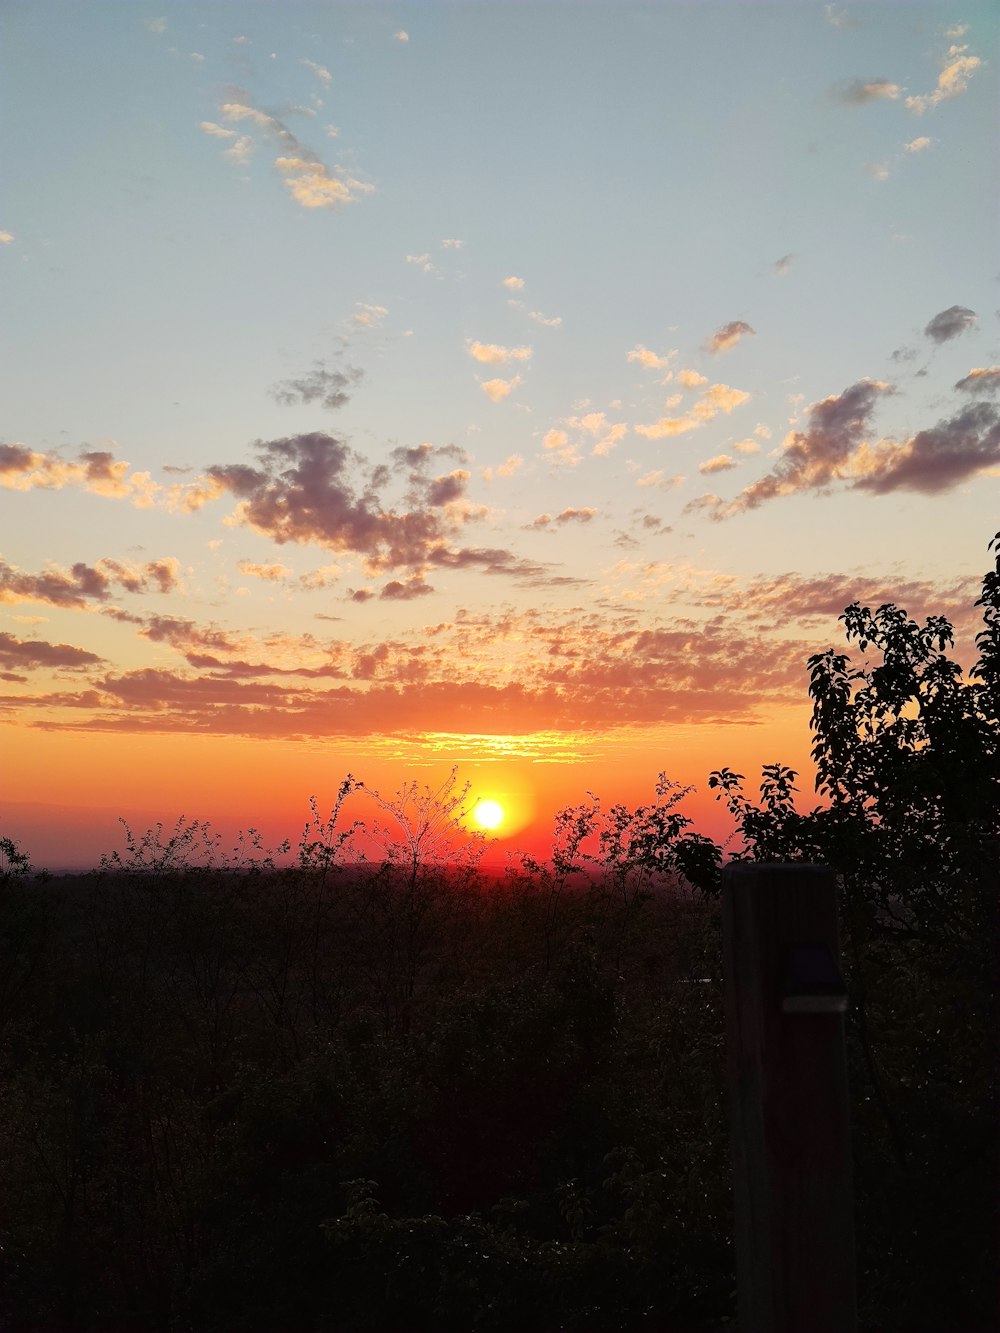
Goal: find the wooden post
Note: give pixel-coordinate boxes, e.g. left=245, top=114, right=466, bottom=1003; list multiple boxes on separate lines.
left=722, top=862, right=857, bottom=1333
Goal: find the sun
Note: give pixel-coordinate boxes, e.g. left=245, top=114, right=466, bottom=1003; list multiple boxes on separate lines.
left=472, top=799, right=505, bottom=831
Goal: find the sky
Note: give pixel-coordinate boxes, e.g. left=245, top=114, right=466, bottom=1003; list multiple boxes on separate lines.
left=2, top=0, right=998, bottom=869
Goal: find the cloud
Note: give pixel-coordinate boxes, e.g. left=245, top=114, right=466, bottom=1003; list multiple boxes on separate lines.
left=275, top=156, right=370, bottom=209
left=353, top=303, right=387, bottom=328
left=837, top=79, right=902, bottom=104
left=866, top=162, right=889, bottom=181
left=635, top=381, right=749, bottom=439
left=772, top=253, right=795, bottom=276
left=529, top=311, right=562, bottom=327
left=441, top=238, right=463, bottom=249
left=852, top=402, right=1000, bottom=495
left=270, top=363, right=363, bottom=410
left=201, top=432, right=530, bottom=583
left=301, top=58, right=332, bottom=84
left=482, top=454, right=523, bottom=482
left=0, top=632, right=102, bottom=672
left=381, top=576, right=432, bottom=600
left=0, top=231, right=13, bottom=244
left=706, top=320, right=755, bottom=353
left=733, top=438, right=760, bottom=455
left=236, top=560, right=293, bottom=582
left=394, top=30, right=409, bottom=42
left=406, top=252, right=435, bottom=272
left=677, top=368, right=708, bottom=388
left=468, top=341, right=533, bottom=364
left=0, top=444, right=158, bottom=506
left=924, top=305, right=977, bottom=343
left=627, top=344, right=673, bottom=371
left=211, top=93, right=372, bottom=211
left=689, top=378, right=892, bottom=519
left=531, top=508, right=597, bottom=528
left=906, top=44, right=981, bottom=114
left=502, top=276, right=524, bottom=290
left=699, top=454, right=736, bottom=474
left=824, top=5, right=862, bottom=29
left=480, top=376, right=522, bottom=402
left=146, top=17, right=166, bottom=34
left=0, top=557, right=182, bottom=609
left=904, top=136, right=934, bottom=153
left=955, top=367, right=1000, bottom=394
left=635, top=471, right=684, bottom=491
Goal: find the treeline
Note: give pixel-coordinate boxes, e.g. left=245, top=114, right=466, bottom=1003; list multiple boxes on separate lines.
left=0, top=534, right=996, bottom=1332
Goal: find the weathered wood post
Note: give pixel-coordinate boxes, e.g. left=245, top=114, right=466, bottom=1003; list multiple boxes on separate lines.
left=722, top=862, right=857, bottom=1333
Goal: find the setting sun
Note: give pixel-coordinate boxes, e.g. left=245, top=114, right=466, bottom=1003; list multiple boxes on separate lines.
left=473, top=799, right=505, bottom=831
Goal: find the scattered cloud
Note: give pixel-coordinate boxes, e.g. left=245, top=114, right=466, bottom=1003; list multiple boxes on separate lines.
left=529, top=310, right=562, bottom=327
left=0, top=231, right=14, bottom=244
left=677, top=369, right=708, bottom=389
left=924, top=305, right=977, bottom=343
left=904, top=136, right=934, bottom=153
left=480, top=376, right=522, bottom=402
left=482, top=454, right=524, bottom=482
left=906, top=43, right=981, bottom=114
left=146, top=17, right=166, bottom=34
left=627, top=344, right=673, bottom=371
left=635, top=381, right=749, bottom=439
left=866, top=162, right=890, bottom=181
left=635, top=471, right=684, bottom=491
left=208, top=93, right=372, bottom=211
left=301, top=58, right=332, bottom=85
left=0, top=444, right=158, bottom=506
left=955, top=367, right=1000, bottom=395
left=688, top=378, right=892, bottom=519
left=0, top=557, right=182, bottom=609
left=502, top=276, right=524, bottom=290
left=531, top=508, right=597, bottom=529
left=270, top=363, right=363, bottom=410
left=406, top=252, right=435, bottom=272
left=699, top=454, right=736, bottom=474
left=706, top=320, right=756, bottom=353
left=772, top=253, right=795, bottom=276
left=394, top=30, right=409, bottom=42
left=468, top=341, right=532, bottom=365
left=441, top=238, right=463, bottom=249
left=237, top=560, right=293, bottom=582
left=824, top=5, right=862, bottom=29
left=837, top=79, right=902, bottom=104
left=353, top=302, right=388, bottom=328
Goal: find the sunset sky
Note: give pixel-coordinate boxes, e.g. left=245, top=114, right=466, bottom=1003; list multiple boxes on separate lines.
left=2, top=1, right=998, bottom=868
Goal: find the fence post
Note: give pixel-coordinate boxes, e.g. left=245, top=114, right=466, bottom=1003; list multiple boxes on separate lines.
left=722, top=862, right=857, bottom=1333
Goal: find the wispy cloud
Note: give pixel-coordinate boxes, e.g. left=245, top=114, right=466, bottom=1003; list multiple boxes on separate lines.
left=353, top=303, right=388, bottom=328
left=270, top=363, right=363, bottom=410
left=836, top=78, right=902, bottom=105
left=301, top=58, right=332, bottom=85
left=468, top=341, right=533, bottom=365
left=207, top=92, right=372, bottom=211
left=772, top=253, right=795, bottom=276
left=635, top=382, right=749, bottom=439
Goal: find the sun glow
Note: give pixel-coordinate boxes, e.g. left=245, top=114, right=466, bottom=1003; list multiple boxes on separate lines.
left=472, top=799, right=505, bottom=830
